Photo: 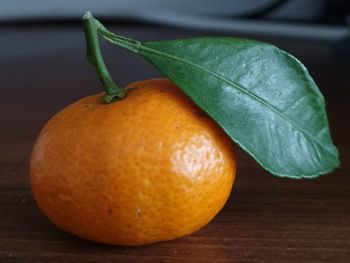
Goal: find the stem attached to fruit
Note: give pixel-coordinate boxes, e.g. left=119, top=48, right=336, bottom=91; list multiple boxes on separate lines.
left=82, top=11, right=126, bottom=103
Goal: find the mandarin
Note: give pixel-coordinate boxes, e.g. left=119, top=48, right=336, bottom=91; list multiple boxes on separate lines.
left=30, top=78, right=236, bottom=245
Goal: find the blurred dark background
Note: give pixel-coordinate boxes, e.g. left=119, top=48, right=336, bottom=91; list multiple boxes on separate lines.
left=1, top=0, right=350, bottom=25
left=1, top=0, right=349, bottom=97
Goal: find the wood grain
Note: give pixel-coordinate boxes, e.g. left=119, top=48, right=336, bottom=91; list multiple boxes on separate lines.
left=0, top=25, right=349, bottom=262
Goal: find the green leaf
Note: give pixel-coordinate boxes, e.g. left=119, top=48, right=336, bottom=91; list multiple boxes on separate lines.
left=95, top=17, right=339, bottom=178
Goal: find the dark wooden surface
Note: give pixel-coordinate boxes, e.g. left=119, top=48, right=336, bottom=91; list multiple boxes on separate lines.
left=0, top=25, right=349, bottom=262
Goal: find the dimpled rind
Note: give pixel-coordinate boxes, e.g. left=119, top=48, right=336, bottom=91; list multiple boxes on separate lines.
left=30, top=78, right=236, bottom=245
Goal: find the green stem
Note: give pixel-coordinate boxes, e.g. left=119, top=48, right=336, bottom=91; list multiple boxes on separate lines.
left=82, top=11, right=125, bottom=103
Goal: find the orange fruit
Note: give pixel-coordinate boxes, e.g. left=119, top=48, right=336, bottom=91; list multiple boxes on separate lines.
left=30, top=78, right=237, bottom=245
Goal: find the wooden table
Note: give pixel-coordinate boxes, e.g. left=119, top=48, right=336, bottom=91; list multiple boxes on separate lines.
left=1, top=24, right=349, bottom=262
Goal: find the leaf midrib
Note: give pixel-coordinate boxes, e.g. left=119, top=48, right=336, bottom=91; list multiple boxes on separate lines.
left=139, top=44, right=336, bottom=160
